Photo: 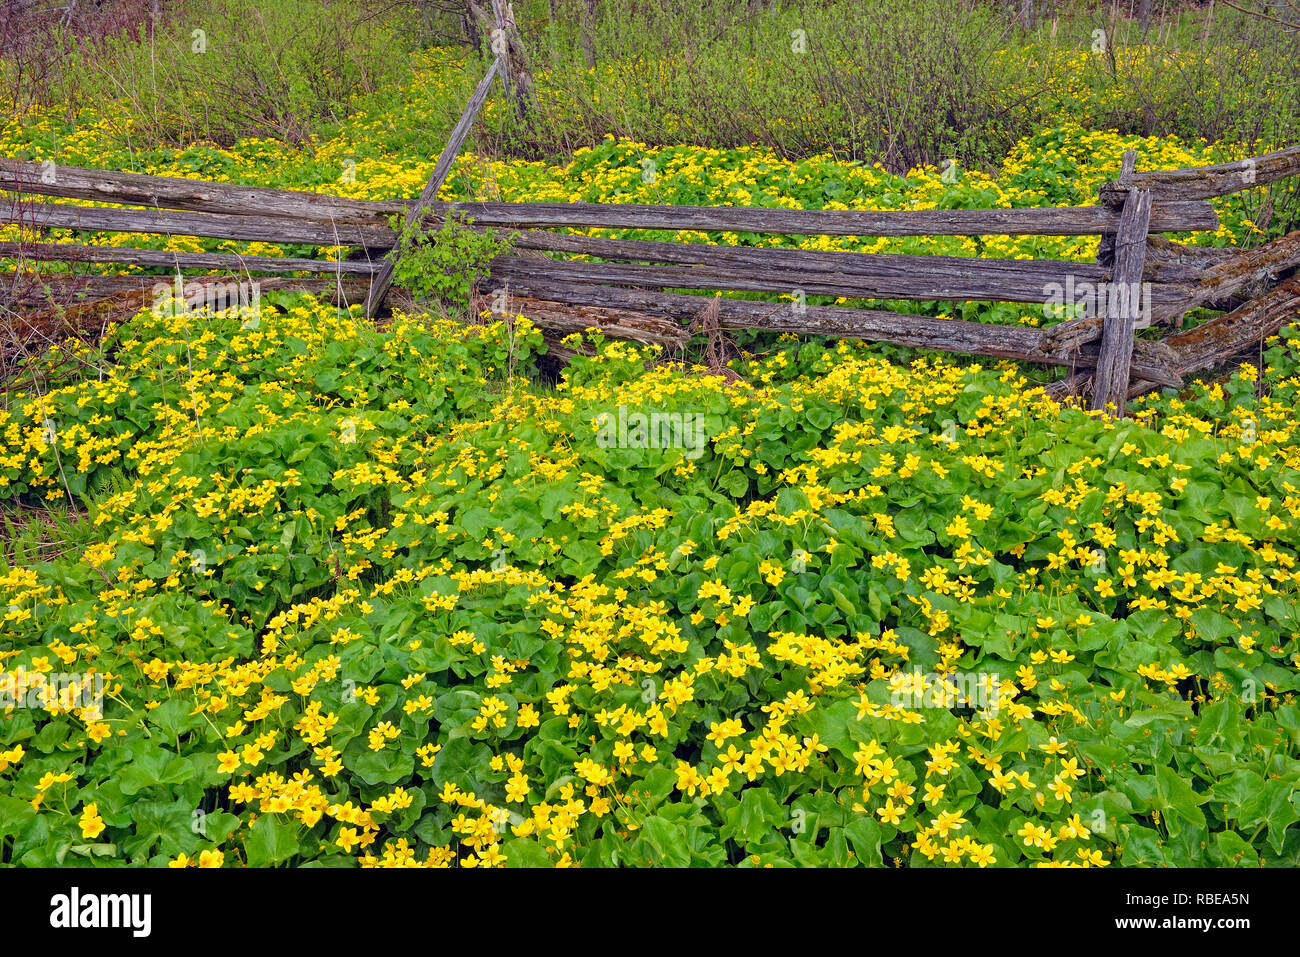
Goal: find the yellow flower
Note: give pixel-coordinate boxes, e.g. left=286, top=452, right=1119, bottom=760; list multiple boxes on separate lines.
left=80, top=804, right=106, bottom=840
left=877, top=798, right=905, bottom=825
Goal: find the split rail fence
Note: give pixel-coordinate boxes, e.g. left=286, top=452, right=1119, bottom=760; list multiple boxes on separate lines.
left=2, top=136, right=1299, bottom=414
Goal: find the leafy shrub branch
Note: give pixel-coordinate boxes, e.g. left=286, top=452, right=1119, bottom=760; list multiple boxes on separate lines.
left=389, top=214, right=513, bottom=310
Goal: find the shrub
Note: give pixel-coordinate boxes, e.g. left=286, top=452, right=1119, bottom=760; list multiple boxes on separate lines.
left=64, top=0, right=411, bottom=145
left=391, top=215, right=514, bottom=310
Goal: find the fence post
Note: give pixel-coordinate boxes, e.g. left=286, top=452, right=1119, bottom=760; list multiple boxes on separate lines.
left=469, top=0, right=532, bottom=119
left=1091, top=150, right=1153, bottom=415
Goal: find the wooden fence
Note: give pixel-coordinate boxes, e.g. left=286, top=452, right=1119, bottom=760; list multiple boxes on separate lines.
left=2, top=141, right=1299, bottom=414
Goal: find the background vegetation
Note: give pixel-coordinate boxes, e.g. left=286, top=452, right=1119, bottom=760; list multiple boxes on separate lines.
left=2, top=0, right=1297, bottom=169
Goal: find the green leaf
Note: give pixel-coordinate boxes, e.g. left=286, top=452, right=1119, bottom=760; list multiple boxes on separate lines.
left=245, top=814, right=300, bottom=867
left=844, top=817, right=884, bottom=866
left=632, top=815, right=692, bottom=867
left=0, top=796, right=36, bottom=838
left=1154, top=765, right=1207, bottom=828
left=502, top=838, right=552, bottom=867
left=121, top=800, right=197, bottom=861
left=723, top=787, right=783, bottom=846
left=1213, top=830, right=1259, bottom=867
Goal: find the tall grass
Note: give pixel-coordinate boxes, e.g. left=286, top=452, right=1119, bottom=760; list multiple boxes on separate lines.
left=1, top=0, right=1295, bottom=166
left=10, top=0, right=410, bottom=146
left=503, top=0, right=1034, bottom=170
left=1038, top=3, right=1300, bottom=147
left=475, top=0, right=1299, bottom=168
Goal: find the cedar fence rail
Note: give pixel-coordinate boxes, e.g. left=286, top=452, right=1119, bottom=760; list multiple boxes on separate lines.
left=2, top=72, right=1299, bottom=415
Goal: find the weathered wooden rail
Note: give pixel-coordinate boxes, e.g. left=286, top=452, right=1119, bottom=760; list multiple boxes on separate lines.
left=3, top=140, right=1299, bottom=413
left=0, top=163, right=1218, bottom=234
